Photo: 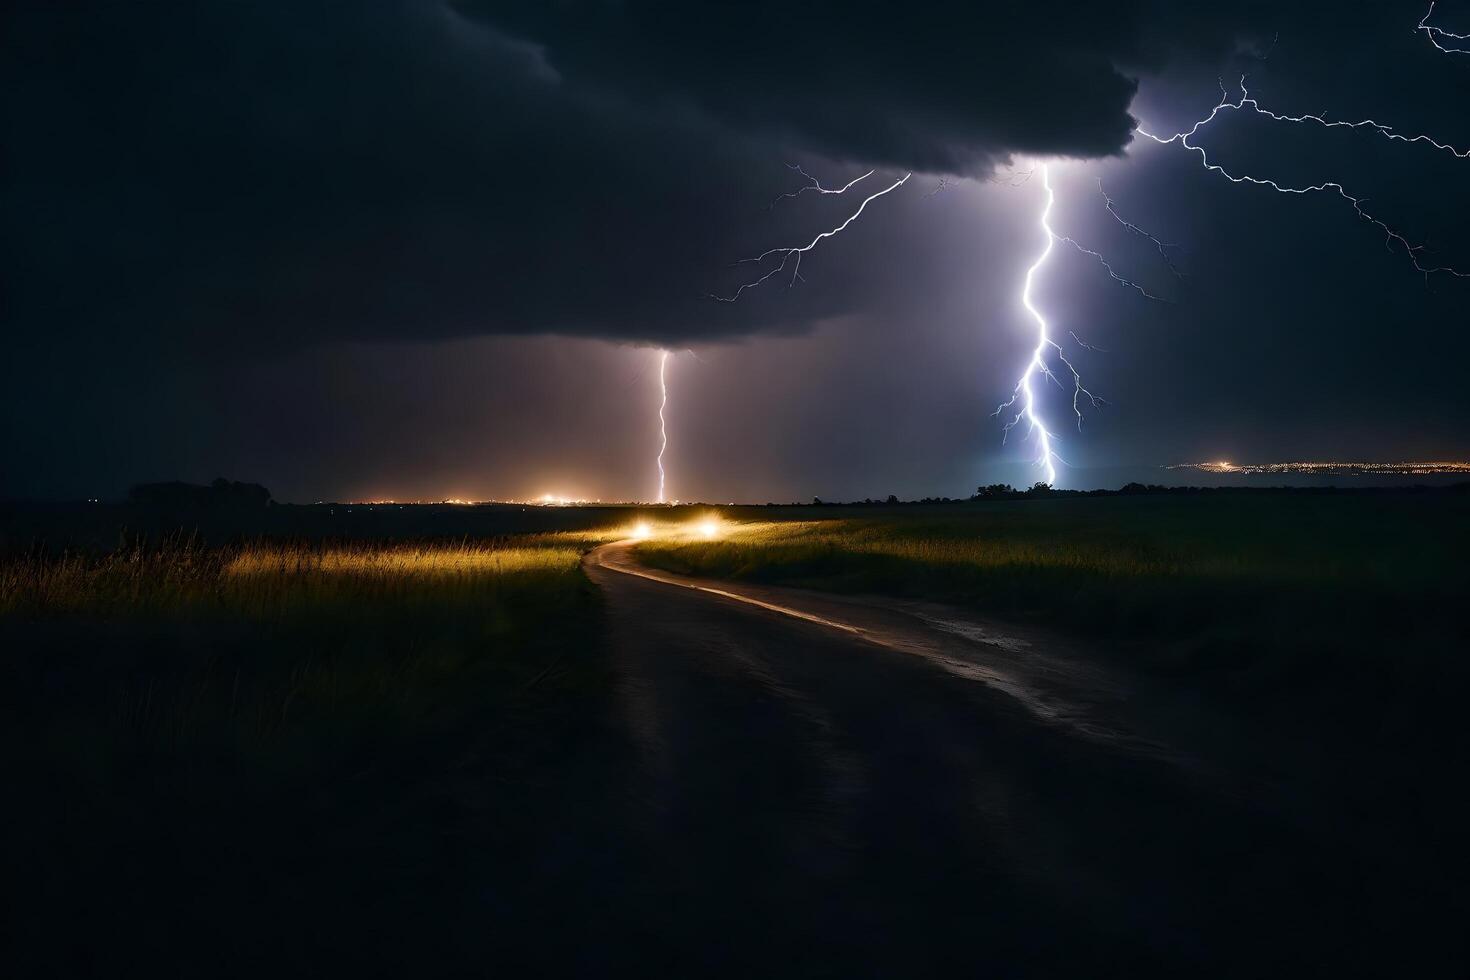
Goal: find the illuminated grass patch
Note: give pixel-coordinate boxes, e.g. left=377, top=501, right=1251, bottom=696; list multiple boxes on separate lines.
left=634, top=496, right=1470, bottom=688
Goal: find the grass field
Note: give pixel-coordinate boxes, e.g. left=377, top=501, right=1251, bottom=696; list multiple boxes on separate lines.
left=5, top=494, right=1468, bottom=968
left=0, top=531, right=621, bottom=973
left=637, top=494, right=1470, bottom=722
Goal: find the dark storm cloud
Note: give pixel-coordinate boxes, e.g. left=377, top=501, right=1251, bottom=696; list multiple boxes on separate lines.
left=465, top=2, right=1288, bottom=174
left=8, top=1, right=1470, bottom=503
left=3, top=0, right=1269, bottom=359
left=466, top=1, right=1151, bottom=174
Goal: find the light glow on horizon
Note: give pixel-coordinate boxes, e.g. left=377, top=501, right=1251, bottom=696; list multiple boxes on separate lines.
left=1168, top=459, right=1470, bottom=475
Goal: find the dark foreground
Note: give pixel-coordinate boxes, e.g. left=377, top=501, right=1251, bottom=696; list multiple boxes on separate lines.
left=504, top=545, right=1461, bottom=977
left=4, top=496, right=1468, bottom=977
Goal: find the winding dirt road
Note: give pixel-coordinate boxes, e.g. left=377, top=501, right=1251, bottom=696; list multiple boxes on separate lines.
left=508, top=542, right=1455, bottom=977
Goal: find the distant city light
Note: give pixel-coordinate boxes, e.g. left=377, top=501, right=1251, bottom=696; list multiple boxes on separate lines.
left=1167, top=460, right=1470, bottom=476
left=532, top=493, right=598, bottom=506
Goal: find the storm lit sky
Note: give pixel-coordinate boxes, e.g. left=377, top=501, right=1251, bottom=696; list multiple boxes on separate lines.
left=5, top=2, right=1470, bottom=502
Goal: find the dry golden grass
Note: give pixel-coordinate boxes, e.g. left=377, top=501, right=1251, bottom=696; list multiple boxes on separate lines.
left=638, top=497, right=1464, bottom=589
left=0, top=533, right=610, bottom=756
left=634, top=496, right=1470, bottom=685
left=638, top=517, right=1256, bottom=585
left=1, top=532, right=613, bottom=970
left=0, top=535, right=602, bottom=619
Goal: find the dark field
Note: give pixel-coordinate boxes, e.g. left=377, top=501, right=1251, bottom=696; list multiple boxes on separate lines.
left=636, top=492, right=1470, bottom=861
left=1, top=521, right=617, bottom=973
left=4, top=491, right=1468, bottom=974
left=638, top=492, right=1470, bottom=711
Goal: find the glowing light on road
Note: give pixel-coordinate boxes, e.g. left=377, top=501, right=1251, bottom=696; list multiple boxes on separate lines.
left=632, top=521, right=653, bottom=540
left=656, top=349, right=670, bottom=504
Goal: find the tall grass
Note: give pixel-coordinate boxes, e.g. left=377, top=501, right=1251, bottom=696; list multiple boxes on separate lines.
left=636, top=496, right=1470, bottom=707
left=2, top=535, right=592, bottom=616
left=1, top=534, right=613, bottom=971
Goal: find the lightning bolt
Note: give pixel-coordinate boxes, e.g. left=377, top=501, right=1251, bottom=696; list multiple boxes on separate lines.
left=1419, top=2, right=1470, bottom=54
left=718, top=162, right=1163, bottom=484
left=705, top=19, right=1469, bottom=489
left=1098, top=179, right=1186, bottom=279
left=656, top=349, right=669, bottom=503
left=1238, top=91, right=1470, bottom=161
left=1056, top=233, right=1173, bottom=301
left=712, top=172, right=912, bottom=302
left=1069, top=330, right=1108, bottom=353
left=1136, top=77, right=1470, bottom=281
left=992, top=164, right=1106, bottom=486
left=769, top=164, right=876, bottom=209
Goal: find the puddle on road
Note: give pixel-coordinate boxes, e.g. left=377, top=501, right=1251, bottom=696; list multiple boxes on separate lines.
left=909, top=614, right=1033, bottom=655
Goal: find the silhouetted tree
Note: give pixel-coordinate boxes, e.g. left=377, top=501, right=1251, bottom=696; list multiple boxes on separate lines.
left=974, top=484, right=1017, bottom=499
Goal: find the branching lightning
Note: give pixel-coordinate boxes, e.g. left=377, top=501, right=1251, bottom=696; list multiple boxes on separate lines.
left=1137, top=77, right=1470, bottom=281
left=988, top=168, right=1037, bottom=187
left=769, top=164, right=875, bottom=209
left=992, top=164, right=1106, bottom=485
left=712, top=172, right=912, bottom=302
left=924, top=176, right=954, bottom=198
left=698, top=13, right=1470, bottom=493
left=1419, top=2, right=1470, bottom=54
left=926, top=167, right=1033, bottom=200
left=1055, top=233, right=1174, bottom=301
left=1240, top=93, right=1470, bottom=160
left=1069, top=330, right=1108, bottom=353
left=656, top=349, right=669, bottom=503
left=716, top=161, right=1169, bottom=484
left=1098, top=179, right=1186, bottom=279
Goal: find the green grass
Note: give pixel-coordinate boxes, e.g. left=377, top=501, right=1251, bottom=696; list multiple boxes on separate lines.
left=636, top=495, right=1470, bottom=714
left=0, top=532, right=620, bottom=972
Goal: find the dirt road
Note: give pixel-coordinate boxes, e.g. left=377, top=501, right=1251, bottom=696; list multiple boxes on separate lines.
left=501, top=542, right=1455, bottom=976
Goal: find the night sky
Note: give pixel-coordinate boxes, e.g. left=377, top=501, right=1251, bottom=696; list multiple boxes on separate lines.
left=6, top=2, right=1470, bottom=502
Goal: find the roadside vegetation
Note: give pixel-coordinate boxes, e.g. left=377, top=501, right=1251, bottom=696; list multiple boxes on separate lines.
left=1, top=531, right=621, bottom=972
left=637, top=494, right=1470, bottom=720
left=6, top=493, right=1467, bottom=967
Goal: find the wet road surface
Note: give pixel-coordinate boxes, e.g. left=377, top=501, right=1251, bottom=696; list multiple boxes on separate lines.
left=503, top=542, right=1459, bottom=977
